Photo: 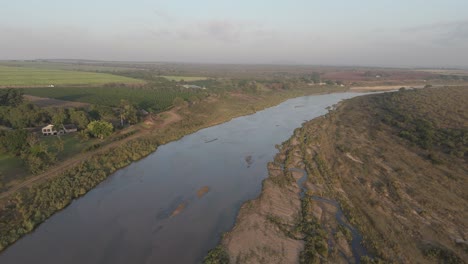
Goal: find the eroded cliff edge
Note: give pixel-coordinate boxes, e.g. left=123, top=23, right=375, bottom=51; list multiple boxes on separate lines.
left=210, top=87, right=468, bottom=264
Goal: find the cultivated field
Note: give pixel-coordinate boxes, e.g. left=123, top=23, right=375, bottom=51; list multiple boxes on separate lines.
left=23, top=86, right=205, bottom=111
left=23, top=95, right=90, bottom=108
left=161, top=75, right=208, bottom=82
left=0, top=65, right=144, bottom=86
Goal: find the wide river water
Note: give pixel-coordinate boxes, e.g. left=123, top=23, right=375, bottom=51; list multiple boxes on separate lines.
left=1, top=92, right=364, bottom=264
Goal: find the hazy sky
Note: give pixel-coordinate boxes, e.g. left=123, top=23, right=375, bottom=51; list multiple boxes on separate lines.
left=1, top=0, right=468, bottom=67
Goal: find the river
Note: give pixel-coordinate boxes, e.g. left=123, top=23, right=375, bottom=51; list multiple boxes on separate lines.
left=0, top=92, right=365, bottom=264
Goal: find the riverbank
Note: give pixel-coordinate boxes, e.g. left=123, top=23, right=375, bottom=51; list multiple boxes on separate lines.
left=216, top=113, right=366, bottom=263
left=0, top=86, right=347, bottom=252
left=212, top=86, right=467, bottom=263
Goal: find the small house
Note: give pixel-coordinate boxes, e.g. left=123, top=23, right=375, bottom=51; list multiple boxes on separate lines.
left=42, top=124, right=77, bottom=136
left=62, top=124, right=77, bottom=133
left=42, top=124, right=58, bottom=136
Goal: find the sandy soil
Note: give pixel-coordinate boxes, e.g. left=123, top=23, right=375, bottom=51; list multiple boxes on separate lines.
left=170, top=203, right=187, bottom=217
left=197, top=186, right=210, bottom=198
left=349, top=85, right=423, bottom=92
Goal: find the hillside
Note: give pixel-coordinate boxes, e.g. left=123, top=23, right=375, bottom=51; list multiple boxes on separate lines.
left=214, top=87, right=467, bottom=263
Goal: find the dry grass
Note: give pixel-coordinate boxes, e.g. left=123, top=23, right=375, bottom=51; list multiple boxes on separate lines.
left=221, top=86, right=468, bottom=263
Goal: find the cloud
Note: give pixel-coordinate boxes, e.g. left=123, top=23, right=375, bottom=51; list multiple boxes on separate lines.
left=153, top=9, right=174, bottom=22
left=142, top=9, right=274, bottom=43
left=199, top=20, right=243, bottom=42
left=402, top=19, right=468, bottom=44
left=1, top=12, right=467, bottom=67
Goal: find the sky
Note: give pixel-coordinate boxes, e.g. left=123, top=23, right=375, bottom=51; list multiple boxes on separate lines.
left=1, top=0, right=468, bottom=67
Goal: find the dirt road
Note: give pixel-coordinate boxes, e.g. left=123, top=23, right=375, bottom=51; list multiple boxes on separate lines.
left=0, top=109, right=182, bottom=200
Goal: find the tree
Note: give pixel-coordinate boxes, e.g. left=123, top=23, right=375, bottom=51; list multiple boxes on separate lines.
left=0, top=88, right=24, bottom=106
left=173, top=97, right=185, bottom=107
left=69, top=109, right=89, bottom=129
left=6, top=103, right=46, bottom=129
left=87, top=120, right=113, bottom=139
left=0, top=129, right=29, bottom=155
left=51, top=108, right=67, bottom=127
left=20, top=134, right=56, bottom=174
left=311, top=72, right=321, bottom=84
left=88, top=105, right=116, bottom=122
left=119, top=100, right=138, bottom=126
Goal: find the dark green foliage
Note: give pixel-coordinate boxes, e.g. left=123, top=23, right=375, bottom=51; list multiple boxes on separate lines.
left=311, top=73, right=321, bottom=83
left=23, top=86, right=207, bottom=112
left=87, top=120, right=113, bottom=139
left=374, top=88, right=468, bottom=159
left=0, top=135, right=160, bottom=251
left=0, top=103, right=49, bottom=128
left=88, top=105, right=117, bottom=122
left=20, top=134, right=56, bottom=174
left=111, top=130, right=138, bottom=142
left=84, top=143, right=101, bottom=152
left=172, top=97, right=185, bottom=106
left=119, top=99, right=138, bottom=125
left=360, top=256, right=385, bottom=264
left=0, top=130, right=56, bottom=174
left=108, top=70, right=169, bottom=82
left=267, top=194, right=329, bottom=263
left=0, top=101, right=92, bottom=130
left=0, top=129, right=28, bottom=155
left=298, top=196, right=329, bottom=264
left=422, top=244, right=463, bottom=264
left=51, top=108, right=67, bottom=127
left=0, top=88, right=24, bottom=106
left=69, top=109, right=89, bottom=129
left=203, top=246, right=230, bottom=264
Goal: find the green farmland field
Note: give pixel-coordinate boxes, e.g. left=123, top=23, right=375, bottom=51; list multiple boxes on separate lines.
left=23, top=86, right=206, bottom=112
left=0, top=65, right=145, bottom=86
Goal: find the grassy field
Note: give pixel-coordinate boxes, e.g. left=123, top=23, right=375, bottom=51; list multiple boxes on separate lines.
left=161, top=75, right=208, bottom=82
left=0, top=61, right=137, bottom=72
left=0, top=65, right=145, bottom=86
left=40, top=134, right=91, bottom=160
left=0, top=154, right=28, bottom=190
left=23, top=86, right=205, bottom=111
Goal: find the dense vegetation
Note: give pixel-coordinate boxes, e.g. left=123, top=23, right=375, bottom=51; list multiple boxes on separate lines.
left=203, top=246, right=230, bottom=264
left=374, top=88, right=467, bottom=159
left=0, top=88, right=142, bottom=182
left=0, top=135, right=160, bottom=251
left=0, top=65, right=144, bottom=86
left=23, top=86, right=208, bottom=112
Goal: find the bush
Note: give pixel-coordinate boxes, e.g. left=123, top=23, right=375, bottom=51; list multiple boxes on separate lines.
left=203, top=246, right=229, bottom=264
left=87, top=120, right=113, bottom=139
